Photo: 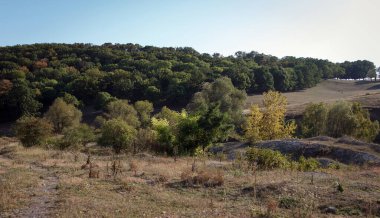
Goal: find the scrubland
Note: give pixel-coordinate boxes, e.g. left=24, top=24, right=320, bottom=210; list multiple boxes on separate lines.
left=1, top=137, right=379, bottom=218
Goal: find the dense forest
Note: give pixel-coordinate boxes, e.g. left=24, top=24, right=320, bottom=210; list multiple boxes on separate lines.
left=0, top=43, right=377, bottom=122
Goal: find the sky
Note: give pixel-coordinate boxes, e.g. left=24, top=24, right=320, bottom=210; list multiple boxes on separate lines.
left=0, top=0, right=379, bottom=66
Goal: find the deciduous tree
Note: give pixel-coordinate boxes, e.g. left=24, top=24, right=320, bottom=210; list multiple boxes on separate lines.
left=44, top=98, right=82, bottom=132
left=244, top=91, right=296, bottom=142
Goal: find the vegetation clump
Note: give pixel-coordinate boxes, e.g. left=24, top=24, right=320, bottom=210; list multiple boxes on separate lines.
left=302, top=101, right=379, bottom=142
left=244, top=91, right=296, bottom=143
left=57, top=124, right=96, bottom=150
left=14, top=116, right=53, bottom=147
left=246, top=147, right=320, bottom=171
left=245, top=147, right=290, bottom=170
left=98, top=118, right=137, bottom=154
left=44, top=98, right=82, bottom=133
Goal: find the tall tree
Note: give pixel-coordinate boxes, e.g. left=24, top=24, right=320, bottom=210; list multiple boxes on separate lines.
left=244, top=91, right=296, bottom=142
left=187, top=77, right=246, bottom=126
left=44, top=98, right=82, bottom=133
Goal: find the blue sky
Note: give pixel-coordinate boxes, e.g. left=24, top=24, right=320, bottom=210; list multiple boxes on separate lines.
left=0, top=0, right=379, bottom=66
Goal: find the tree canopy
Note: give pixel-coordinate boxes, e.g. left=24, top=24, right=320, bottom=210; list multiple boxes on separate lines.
left=0, top=43, right=374, bottom=123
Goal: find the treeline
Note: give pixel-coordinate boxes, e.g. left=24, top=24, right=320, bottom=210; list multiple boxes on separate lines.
left=14, top=77, right=246, bottom=156
left=14, top=81, right=379, bottom=158
left=0, top=43, right=377, bottom=122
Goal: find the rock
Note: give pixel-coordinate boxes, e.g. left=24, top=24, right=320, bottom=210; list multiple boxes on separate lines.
left=322, top=206, right=337, bottom=214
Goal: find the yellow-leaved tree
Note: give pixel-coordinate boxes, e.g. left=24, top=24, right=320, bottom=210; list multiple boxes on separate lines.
left=244, top=91, right=296, bottom=142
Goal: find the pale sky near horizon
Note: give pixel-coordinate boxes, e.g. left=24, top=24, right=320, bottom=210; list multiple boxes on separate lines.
left=0, top=0, right=379, bottom=66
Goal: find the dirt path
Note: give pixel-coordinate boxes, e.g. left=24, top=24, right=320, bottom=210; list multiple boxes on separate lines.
left=0, top=145, right=60, bottom=218
left=17, top=165, right=59, bottom=218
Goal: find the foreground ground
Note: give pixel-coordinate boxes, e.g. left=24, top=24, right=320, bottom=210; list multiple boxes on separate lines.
left=246, top=80, right=380, bottom=116
left=0, top=137, right=379, bottom=218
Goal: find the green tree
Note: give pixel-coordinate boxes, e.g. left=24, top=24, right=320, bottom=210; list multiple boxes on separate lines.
left=44, top=98, right=82, bottom=132
left=195, top=104, right=233, bottom=151
left=94, top=92, right=117, bottom=110
left=14, top=116, right=53, bottom=147
left=98, top=118, right=137, bottom=154
left=351, top=102, right=379, bottom=142
left=61, top=92, right=81, bottom=108
left=106, top=100, right=140, bottom=127
left=367, top=69, right=377, bottom=81
left=301, top=103, right=328, bottom=137
left=254, top=67, right=274, bottom=92
left=0, top=79, right=42, bottom=121
left=187, top=77, right=246, bottom=126
left=152, top=117, right=176, bottom=154
left=134, top=100, right=153, bottom=128
left=155, top=106, right=185, bottom=126
left=176, top=115, right=200, bottom=155
left=326, top=101, right=356, bottom=138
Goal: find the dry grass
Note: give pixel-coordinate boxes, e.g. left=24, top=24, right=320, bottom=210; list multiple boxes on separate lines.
left=246, top=80, right=380, bottom=116
left=0, top=138, right=379, bottom=217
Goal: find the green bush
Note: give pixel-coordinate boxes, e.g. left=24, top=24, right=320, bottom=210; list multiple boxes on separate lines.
left=279, top=197, right=300, bottom=209
left=297, top=156, right=320, bottom=171
left=13, top=116, right=53, bottom=147
left=245, top=147, right=290, bottom=170
left=98, top=118, right=137, bottom=154
left=57, top=124, right=96, bottom=150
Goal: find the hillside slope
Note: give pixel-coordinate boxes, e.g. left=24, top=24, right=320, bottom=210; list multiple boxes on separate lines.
left=246, top=79, right=380, bottom=116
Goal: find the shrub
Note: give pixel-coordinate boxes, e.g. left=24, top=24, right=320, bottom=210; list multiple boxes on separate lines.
left=94, top=115, right=106, bottom=128
left=57, top=124, right=96, bottom=150
left=303, top=101, right=380, bottom=142
left=98, top=118, right=137, bottom=154
left=301, top=157, right=318, bottom=170
left=297, top=156, right=320, bottom=171
left=279, top=197, right=299, bottom=209
left=14, top=116, right=53, bottom=147
left=245, top=147, right=290, bottom=170
left=133, top=128, right=158, bottom=153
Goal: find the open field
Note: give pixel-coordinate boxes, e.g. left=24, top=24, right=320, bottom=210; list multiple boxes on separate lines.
left=246, top=80, right=380, bottom=116
left=1, top=137, right=379, bottom=217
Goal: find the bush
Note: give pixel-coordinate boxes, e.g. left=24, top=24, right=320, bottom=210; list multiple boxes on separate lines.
left=133, top=128, right=158, bottom=153
left=57, top=124, right=96, bottom=150
left=14, top=116, right=53, bottom=147
left=245, top=147, right=290, bottom=170
left=106, top=100, right=140, bottom=128
left=279, top=197, right=300, bottom=209
left=98, top=118, right=137, bottom=154
left=297, top=156, right=320, bottom=171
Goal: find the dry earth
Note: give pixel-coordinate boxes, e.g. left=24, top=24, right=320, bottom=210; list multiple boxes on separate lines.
left=246, top=80, right=380, bottom=116
left=1, top=137, right=379, bottom=217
